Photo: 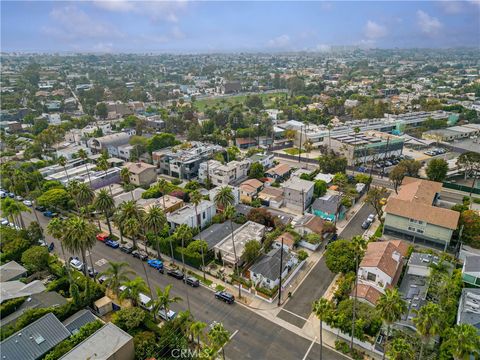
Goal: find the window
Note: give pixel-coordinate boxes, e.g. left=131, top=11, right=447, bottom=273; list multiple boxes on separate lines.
left=416, top=229, right=424, bottom=234
left=367, top=272, right=376, bottom=282
left=202, top=212, right=206, bottom=219
left=408, top=226, right=416, bottom=232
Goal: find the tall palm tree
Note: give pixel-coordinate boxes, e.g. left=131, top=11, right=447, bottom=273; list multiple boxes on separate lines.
left=62, top=216, right=97, bottom=277
left=77, top=149, right=92, bottom=188
left=114, top=200, right=145, bottom=247
left=312, top=298, right=332, bottom=360
left=208, top=322, right=230, bottom=360
left=386, top=338, right=414, bottom=360
left=120, top=167, right=130, bottom=186
left=150, top=284, right=182, bottom=322
left=189, top=190, right=206, bottom=280
left=350, top=235, right=367, bottom=351
left=376, top=288, right=407, bottom=360
left=76, top=182, right=95, bottom=209
left=58, top=155, right=70, bottom=182
left=224, top=204, right=241, bottom=298
left=352, top=126, right=360, bottom=173
left=1, top=197, right=30, bottom=228
left=190, top=321, right=207, bottom=350
left=122, top=217, right=141, bottom=250
left=143, top=205, right=167, bottom=259
left=46, top=217, right=71, bottom=281
left=157, top=178, right=171, bottom=209
left=442, top=324, right=480, bottom=360
left=101, top=261, right=133, bottom=297
left=14, top=169, right=42, bottom=226
left=97, top=157, right=113, bottom=197
left=94, top=189, right=115, bottom=235
left=412, top=302, right=442, bottom=360
left=327, top=122, right=334, bottom=150
left=174, top=224, right=193, bottom=313
left=213, top=186, right=235, bottom=211
left=119, top=277, right=149, bottom=307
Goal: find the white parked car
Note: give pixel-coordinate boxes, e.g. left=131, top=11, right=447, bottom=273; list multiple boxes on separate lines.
left=1, top=218, right=9, bottom=226
left=158, top=308, right=177, bottom=321
left=23, top=200, right=33, bottom=207
left=69, top=257, right=84, bottom=271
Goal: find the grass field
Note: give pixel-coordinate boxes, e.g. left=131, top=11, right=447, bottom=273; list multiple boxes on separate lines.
left=194, top=91, right=287, bottom=111
left=283, top=147, right=305, bottom=155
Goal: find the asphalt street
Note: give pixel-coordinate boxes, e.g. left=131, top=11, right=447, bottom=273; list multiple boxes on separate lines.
left=277, top=202, right=374, bottom=328
left=22, top=209, right=347, bottom=360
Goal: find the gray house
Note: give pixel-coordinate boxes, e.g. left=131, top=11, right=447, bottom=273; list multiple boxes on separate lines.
left=0, top=313, right=71, bottom=360
left=0, top=261, right=27, bottom=282
left=282, top=177, right=314, bottom=213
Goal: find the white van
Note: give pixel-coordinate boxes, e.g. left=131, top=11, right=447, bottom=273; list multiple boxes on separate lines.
left=158, top=308, right=177, bottom=321
left=139, top=292, right=153, bottom=311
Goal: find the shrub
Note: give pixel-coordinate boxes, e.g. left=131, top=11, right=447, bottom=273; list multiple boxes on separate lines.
left=0, top=297, right=26, bottom=319
left=112, top=307, right=147, bottom=333
left=171, top=178, right=182, bottom=186
left=21, top=246, right=50, bottom=273
left=297, top=250, right=308, bottom=261
left=255, top=285, right=279, bottom=298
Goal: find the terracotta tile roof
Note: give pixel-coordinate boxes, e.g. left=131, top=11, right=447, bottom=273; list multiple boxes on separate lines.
left=275, top=232, right=296, bottom=248
left=353, top=284, right=383, bottom=306
left=240, top=179, right=263, bottom=190
left=385, top=177, right=459, bottom=230
left=360, top=240, right=408, bottom=279
left=267, top=163, right=291, bottom=176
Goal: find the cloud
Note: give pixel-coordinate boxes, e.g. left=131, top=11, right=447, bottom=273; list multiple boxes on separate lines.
left=44, top=5, right=123, bottom=41
left=267, top=34, right=291, bottom=48
left=364, top=20, right=387, bottom=39
left=439, top=0, right=464, bottom=14
left=94, top=0, right=189, bottom=23
left=417, top=10, right=442, bottom=35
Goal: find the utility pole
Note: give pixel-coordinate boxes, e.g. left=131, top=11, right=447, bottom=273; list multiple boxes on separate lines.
left=277, top=235, right=284, bottom=306
left=380, top=136, right=390, bottom=179
left=298, top=125, right=303, bottom=163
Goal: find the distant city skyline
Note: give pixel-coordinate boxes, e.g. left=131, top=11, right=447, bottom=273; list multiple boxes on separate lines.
left=1, top=1, right=479, bottom=53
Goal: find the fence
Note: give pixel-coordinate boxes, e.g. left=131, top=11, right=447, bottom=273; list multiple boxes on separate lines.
left=442, top=181, right=480, bottom=195
left=323, top=323, right=384, bottom=357
left=298, top=240, right=321, bottom=251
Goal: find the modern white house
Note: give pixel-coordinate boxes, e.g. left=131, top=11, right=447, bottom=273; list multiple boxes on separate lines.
left=167, top=200, right=216, bottom=230
left=209, top=185, right=240, bottom=206
left=198, top=159, right=251, bottom=187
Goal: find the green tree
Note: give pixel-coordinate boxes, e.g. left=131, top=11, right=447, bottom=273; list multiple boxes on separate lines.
left=133, top=331, right=158, bottom=360
left=213, top=186, right=235, bottom=210
left=412, top=302, right=443, bottom=360
left=364, top=187, right=389, bottom=224
left=398, top=159, right=422, bottom=177
left=190, top=321, right=207, bottom=350
left=426, top=158, right=448, bottom=182
left=119, top=277, right=149, bottom=307
left=242, top=240, right=261, bottom=264
left=208, top=322, right=230, bottom=360
left=458, top=210, right=480, bottom=247
left=314, top=180, right=328, bottom=197
left=57, top=156, right=70, bottom=182
left=63, top=216, right=97, bottom=276
left=389, top=164, right=405, bottom=194
left=457, top=151, right=480, bottom=201
left=189, top=190, right=207, bottom=280
left=94, top=189, right=115, bottom=235
left=350, top=236, right=368, bottom=351
left=312, top=298, right=332, bottom=360
left=150, top=284, right=182, bottom=322
left=376, top=289, right=408, bottom=360
left=112, top=307, right=147, bottom=332
left=144, top=205, right=167, bottom=259
left=95, top=103, right=108, bottom=119
left=318, top=151, right=348, bottom=174
left=46, top=218, right=70, bottom=280
left=77, top=149, right=93, bottom=187
left=325, top=240, right=356, bottom=274
left=386, top=338, right=415, bottom=360
left=1, top=197, right=30, bottom=228
left=441, top=324, right=480, bottom=360
left=248, top=162, right=265, bottom=179
left=36, top=188, right=71, bottom=209
left=101, top=261, right=134, bottom=297
left=21, top=246, right=49, bottom=273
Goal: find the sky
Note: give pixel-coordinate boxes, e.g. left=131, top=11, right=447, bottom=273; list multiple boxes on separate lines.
left=1, top=1, right=479, bottom=53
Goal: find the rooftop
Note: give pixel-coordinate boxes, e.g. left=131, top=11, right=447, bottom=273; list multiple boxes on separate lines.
left=62, top=309, right=98, bottom=334
left=463, top=255, right=480, bottom=276
left=250, top=247, right=294, bottom=281
left=194, top=220, right=242, bottom=250
left=0, top=280, right=46, bottom=303
left=360, top=240, right=409, bottom=278
left=457, top=288, right=480, bottom=333
left=398, top=274, right=429, bottom=329
left=282, top=177, right=314, bottom=192
left=124, top=161, right=156, bottom=174
left=0, top=261, right=27, bottom=282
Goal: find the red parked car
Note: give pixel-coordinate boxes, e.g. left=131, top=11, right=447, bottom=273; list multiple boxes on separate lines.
left=96, top=232, right=109, bottom=242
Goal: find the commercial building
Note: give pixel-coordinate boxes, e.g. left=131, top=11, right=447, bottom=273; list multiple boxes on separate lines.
left=383, top=177, right=460, bottom=250
left=124, top=162, right=157, bottom=186
left=60, top=323, right=134, bottom=360
left=87, top=131, right=135, bottom=157
left=198, top=159, right=251, bottom=186
left=423, top=123, right=480, bottom=142
left=153, top=142, right=224, bottom=180
left=214, top=221, right=266, bottom=266
left=329, top=130, right=404, bottom=166
left=282, top=177, right=314, bottom=213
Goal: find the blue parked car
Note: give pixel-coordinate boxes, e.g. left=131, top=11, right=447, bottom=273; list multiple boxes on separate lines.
left=43, top=210, right=58, bottom=218
left=147, top=259, right=164, bottom=271
left=105, top=239, right=119, bottom=249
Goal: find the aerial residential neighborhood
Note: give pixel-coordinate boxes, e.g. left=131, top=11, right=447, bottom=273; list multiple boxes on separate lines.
left=0, top=1, right=479, bottom=360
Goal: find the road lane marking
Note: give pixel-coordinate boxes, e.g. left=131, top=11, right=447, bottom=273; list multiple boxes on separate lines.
left=229, top=329, right=239, bottom=340
left=280, top=308, right=309, bottom=321
left=302, top=337, right=317, bottom=360
left=95, top=258, right=107, bottom=267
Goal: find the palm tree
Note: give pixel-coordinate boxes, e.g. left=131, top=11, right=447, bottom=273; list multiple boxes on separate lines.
left=190, top=321, right=207, bottom=349
left=46, top=217, right=71, bottom=281
left=13, top=169, right=42, bottom=226
left=327, top=122, right=334, bottom=150
left=122, top=217, right=141, bottom=250
left=213, top=186, right=235, bottom=211
left=119, top=276, right=149, bottom=307
left=189, top=190, right=206, bottom=280
left=62, top=216, right=97, bottom=277
left=76, top=182, right=95, bottom=209
left=94, top=189, right=115, bottom=235
left=115, top=200, right=145, bottom=248
left=101, top=261, right=133, bottom=297
left=350, top=235, right=367, bottom=351
left=376, top=288, right=407, bottom=360
left=120, top=167, right=130, bottom=186
left=312, top=298, right=332, bottom=360
left=157, top=178, right=171, bottom=209
left=386, top=338, right=414, bottom=360
left=352, top=126, right=360, bottom=173
left=224, top=204, right=241, bottom=298
left=150, top=284, right=182, bottom=322
left=208, top=322, right=230, bottom=360
left=143, top=205, right=167, bottom=259
left=412, top=302, right=442, bottom=360
left=174, top=224, right=193, bottom=312
left=58, top=155, right=70, bottom=182
left=1, top=197, right=30, bottom=228
left=442, top=324, right=480, bottom=360
left=97, top=157, right=113, bottom=197
left=77, top=149, right=92, bottom=188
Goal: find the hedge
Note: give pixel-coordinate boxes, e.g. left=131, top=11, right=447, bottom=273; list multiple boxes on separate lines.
left=0, top=297, right=27, bottom=319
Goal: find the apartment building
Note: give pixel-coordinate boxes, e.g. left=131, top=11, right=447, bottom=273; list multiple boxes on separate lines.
left=383, top=177, right=460, bottom=250
left=282, top=177, right=314, bottom=213
left=153, top=142, right=224, bottom=180
left=124, top=162, right=157, bottom=186
left=198, top=159, right=251, bottom=186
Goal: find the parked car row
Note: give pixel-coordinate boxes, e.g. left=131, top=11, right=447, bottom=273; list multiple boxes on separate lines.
left=374, top=154, right=411, bottom=169
left=0, top=189, right=34, bottom=207
left=424, top=148, right=447, bottom=156
left=361, top=213, right=376, bottom=230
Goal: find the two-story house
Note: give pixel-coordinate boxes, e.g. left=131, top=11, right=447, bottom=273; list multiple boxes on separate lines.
left=239, top=179, right=264, bottom=203
left=282, top=177, right=314, bottom=213
left=383, top=177, right=460, bottom=251
left=167, top=200, right=216, bottom=230
left=124, top=162, right=157, bottom=187
left=198, top=159, right=251, bottom=187
left=354, top=240, right=409, bottom=306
